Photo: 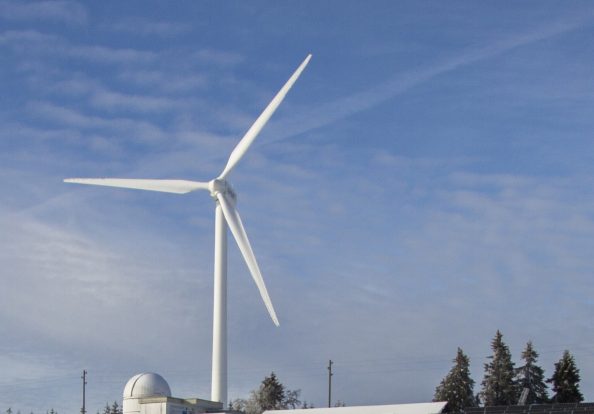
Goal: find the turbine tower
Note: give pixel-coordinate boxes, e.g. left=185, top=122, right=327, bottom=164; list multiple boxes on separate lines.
left=65, top=54, right=312, bottom=406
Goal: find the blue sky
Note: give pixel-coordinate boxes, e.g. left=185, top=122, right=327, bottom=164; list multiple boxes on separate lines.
left=2, top=1, right=594, bottom=412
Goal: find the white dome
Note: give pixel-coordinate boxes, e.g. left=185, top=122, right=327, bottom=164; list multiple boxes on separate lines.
left=123, top=373, right=172, bottom=399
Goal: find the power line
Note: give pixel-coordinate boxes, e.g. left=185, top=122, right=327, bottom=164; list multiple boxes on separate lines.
left=3, top=343, right=593, bottom=392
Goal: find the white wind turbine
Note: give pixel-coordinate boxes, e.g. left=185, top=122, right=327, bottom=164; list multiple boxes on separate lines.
left=65, top=54, right=312, bottom=406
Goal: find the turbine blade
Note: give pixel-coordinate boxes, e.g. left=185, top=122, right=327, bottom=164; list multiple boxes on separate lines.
left=64, top=178, right=209, bottom=194
left=218, top=54, right=312, bottom=179
left=216, top=192, right=279, bottom=326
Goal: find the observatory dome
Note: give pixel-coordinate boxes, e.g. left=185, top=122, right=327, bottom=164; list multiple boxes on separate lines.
left=123, top=372, right=172, bottom=399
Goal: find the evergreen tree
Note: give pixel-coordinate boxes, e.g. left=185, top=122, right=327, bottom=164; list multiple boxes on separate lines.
left=257, top=372, right=286, bottom=411
left=433, top=348, right=476, bottom=412
left=547, top=350, right=583, bottom=403
left=109, top=402, right=122, bottom=414
left=480, top=330, right=518, bottom=406
left=515, top=341, right=548, bottom=404
left=230, top=372, right=301, bottom=414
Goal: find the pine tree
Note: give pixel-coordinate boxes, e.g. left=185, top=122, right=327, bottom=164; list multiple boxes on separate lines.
left=257, top=372, right=286, bottom=411
left=109, top=402, right=122, bottom=414
left=434, top=348, right=476, bottom=412
left=515, top=341, right=548, bottom=403
left=480, top=330, right=518, bottom=406
left=547, top=350, right=583, bottom=403
left=230, top=372, right=301, bottom=414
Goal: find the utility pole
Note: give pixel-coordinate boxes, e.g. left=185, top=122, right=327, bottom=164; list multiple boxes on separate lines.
left=327, top=360, right=333, bottom=408
left=81, top=370, right=87, bottom=414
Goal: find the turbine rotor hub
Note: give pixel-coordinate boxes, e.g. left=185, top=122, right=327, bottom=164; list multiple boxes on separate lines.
left=209, top=179, right=236, bottom=201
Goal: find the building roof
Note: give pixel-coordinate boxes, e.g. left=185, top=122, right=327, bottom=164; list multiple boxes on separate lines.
left=123, top=372, right=172, bottom=399
left=265, top=402, right=447, bottom=414
left=463, top=403, right=594, bottom=414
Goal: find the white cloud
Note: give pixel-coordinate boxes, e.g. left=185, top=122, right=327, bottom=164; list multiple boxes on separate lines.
left=0, top=28, right=60, bottom=45
left=192, top=49, right=244, bottom=66
left=68, top=44, right=157, bottom=64
left=89, top=89, right=181, bottom=113
left=107, top=17, right=191, bottom=37
left=0, top=29, right=157, bottom=65
left=28, top=101, right=167, bottom=144
left=0, top=0, right=87, bottom=24
left=265, top=15, right=592, bottom=143
left=117, top=69, right=208, bottom=93
left=0, top=204, right=215, bottom=410
left=39, top=73, right=192, bottom=113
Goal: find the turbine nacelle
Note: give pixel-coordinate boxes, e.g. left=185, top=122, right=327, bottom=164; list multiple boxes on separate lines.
left=209, top=178, right=236, bottom=202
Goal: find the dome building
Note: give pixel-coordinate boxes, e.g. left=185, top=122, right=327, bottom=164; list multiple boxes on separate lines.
left=123, top=373, right=223, bottom=414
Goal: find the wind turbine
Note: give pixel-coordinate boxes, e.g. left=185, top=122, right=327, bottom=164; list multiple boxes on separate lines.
left=65, top=54, right=312, bottom=406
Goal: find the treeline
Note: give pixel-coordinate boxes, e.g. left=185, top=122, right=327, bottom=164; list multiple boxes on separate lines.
left=97, top=401, right=122, bottom=414
left=4, top=401, right=121, bottom=414
left=6, top=336, right=582, bottom=414
left=433, top=330, right=583, bottom=412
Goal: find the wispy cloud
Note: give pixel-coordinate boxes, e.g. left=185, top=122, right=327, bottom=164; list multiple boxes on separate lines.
left=89, top=89, right=182, bottom=113
left=0, top=28, right=59, bottom=45
left=0, top=209, right=215, bottom=413
left=0, top=29, right=156, bottom=65
left=44, top=75, right=186, bottom=113
left=0, top=0, right=87, bottom=25
left=117, top=69, right=208, bottom=93
left=192, top=49, right=245, bottom=66
left=68, top=44, right=157, bottom=64
left=28, top=101, right=167, bottom=144
left=106, top=17, right=191, bottom=37
left=267, top=15, right=593, bottom=142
